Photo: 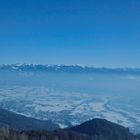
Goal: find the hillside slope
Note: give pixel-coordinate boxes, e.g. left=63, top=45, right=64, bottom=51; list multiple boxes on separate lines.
left=0, top=118, right=139, bottom=140
left=68, top=119, right=136, bottom=140
left=0, top=108, right=59, bottom=131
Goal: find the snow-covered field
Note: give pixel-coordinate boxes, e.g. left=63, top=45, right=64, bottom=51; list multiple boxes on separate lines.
left=0, top=85, right=140, bottom=133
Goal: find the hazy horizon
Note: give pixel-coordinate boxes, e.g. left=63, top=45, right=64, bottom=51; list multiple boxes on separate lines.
left=1, top=63, right=140, bottom=69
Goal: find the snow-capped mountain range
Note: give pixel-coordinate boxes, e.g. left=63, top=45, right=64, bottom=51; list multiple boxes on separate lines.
left=0, top=64, right=140, bottom=75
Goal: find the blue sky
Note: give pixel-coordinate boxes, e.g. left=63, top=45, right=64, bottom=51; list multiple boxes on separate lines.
left=0, top=0, right=140, bottom=67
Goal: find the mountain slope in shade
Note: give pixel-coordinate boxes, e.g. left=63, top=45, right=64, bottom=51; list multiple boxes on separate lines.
left=68, top=119, right=136, bottom=140
left=0, top=118, right=139, bottom=140
left=0, top=108, right=59, bottom=131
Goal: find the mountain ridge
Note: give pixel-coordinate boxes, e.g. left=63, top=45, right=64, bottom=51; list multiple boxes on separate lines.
left=0, top=64, right=140, bottom=75
left=0, top=108, right=59, bottom=131
left=0, top=117, right=140, bottom=140
left=67, top=118, right=136, bottom=140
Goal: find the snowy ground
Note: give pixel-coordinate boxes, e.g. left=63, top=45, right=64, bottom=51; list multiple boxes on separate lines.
left=0, top=85, right=140, bottom=133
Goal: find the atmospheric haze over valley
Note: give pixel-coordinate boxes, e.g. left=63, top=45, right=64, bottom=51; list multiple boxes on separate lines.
left=0, top=64, right=140, bottom=134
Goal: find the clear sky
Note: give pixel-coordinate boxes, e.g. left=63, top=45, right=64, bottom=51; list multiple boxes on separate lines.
left=0, top=0, right=140, bottom=67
